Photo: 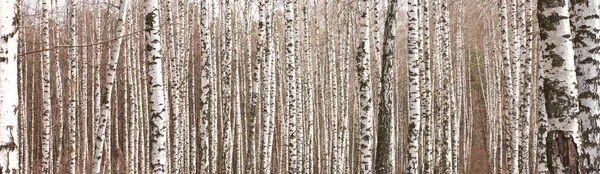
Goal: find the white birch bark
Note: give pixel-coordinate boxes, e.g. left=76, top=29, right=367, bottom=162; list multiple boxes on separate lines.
left=571, top=0, right=600, bottom=171
left=92, top=2, right=101, bottom=170
left=80, top=14, right=90, bottom=174
left=509, top=0, right=521, bottom=171
left=407, top=0, right=421, bottom=171
left=41, top=0, right=52, bottom=172
left=222, top=1, right=233, bottom=173
left=284, top=0, right=299, bottom=172
left=145, top=0, right=168, bottom=172
left=356, top=0, right=374, bottom=173
left=421, top=0, right=433, bottom=172
left=260, top=0, right=276, bottom=172
left=90, top=1, right=128, bottom=173
left=0, top=0, right=19, bottom=172
left=537, top=77, right=548, bottom=174
left=234, top=10, right=243, bottom=173
left=302, top=4, right=314, bottom=173
left=499, top=0, right=514, bottom=172
left=198, top=0, right=211, bottom=172
left=53, top=12, right=64, bottom=174
left=518, top=0, right=533, bottom=172
left=248, top=0, right=264, bottom=172
left=66, top=0, right=78, bottom=172
left=537, top=0, right=582, bottom=172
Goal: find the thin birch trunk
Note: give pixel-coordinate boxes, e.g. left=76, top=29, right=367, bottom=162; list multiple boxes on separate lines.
left=421, top=0, right=433, bottom=172
left=67, top=0, right=78, bottom=172
left=90, top=1, right=128, bottom=173
left=284, top=0, right=299, bottom=172
left=199, top=0, right=211, bottom=172
left=41, top=0, right=52, bottom=172
left=407, top=0, right=421, bottom=171
left=356, top=0, right=374, bottom=173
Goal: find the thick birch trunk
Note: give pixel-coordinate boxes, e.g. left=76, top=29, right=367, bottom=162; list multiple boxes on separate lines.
left=375, top=0, right=398, bottom=173
left=0, top=0, right=19, bottom=172
left=571, top=0, right=600, bottom=172
left=144, top=0, right=168, bottom=172
left=537, top=0, right=582, bottom=172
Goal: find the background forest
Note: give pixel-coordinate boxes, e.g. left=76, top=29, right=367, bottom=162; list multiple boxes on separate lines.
left=0, top=0, right=595, bottom=173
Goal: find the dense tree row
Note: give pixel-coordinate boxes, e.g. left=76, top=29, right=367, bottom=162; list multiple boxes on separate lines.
left=0, top=0, right=598, bottom=173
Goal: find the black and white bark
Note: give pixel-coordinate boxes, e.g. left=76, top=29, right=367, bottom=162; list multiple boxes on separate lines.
left=91, top=1, right=128, bottom=173
left=145, top=0, right=168, bottom=172
left=0, top=0, right=19, bottom=172
left=375, top=0, right=398, bottom=173
left=537, top=0, right=583, bottom=172
left=356, top=0, right=374, bottom=173
left=571, top=0, right=600, bottom=172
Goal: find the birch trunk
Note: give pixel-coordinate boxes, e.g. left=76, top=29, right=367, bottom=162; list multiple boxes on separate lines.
left=41, top=0, right=52, bottom=172
left=260, top=0, right=276, bottom=172
left=302, top=4, right=314, bottom=173
left=571, top=0, right=600, bottom=172
left=407, top=0, right=421, bottom=171
left=537, top=0, right=582, bottom=172
left=67, top=0, right=78, bottom=172
left=421, top=0, right=433, bottom=172
left=145, top=0, right=168, bottom=172
left=199, top=0, right=211, bottom=172
left=356, top=0, right=374, bottom=173
left=284, top=0, right=299, bottom=172
left=499, top=0, right=514, bottom=172
left=90, top=1, right=128, bottom=173
left=0, top=0, right=19, bottom=172
left=375, top=0, right=398, bottom=173
left=248, top=0, right=265, bottom=172
left=222, top=1, right=233, bottom=173
left=518, top=0, right=533, bottom=172
left=509, top=0, right=522, bottom=171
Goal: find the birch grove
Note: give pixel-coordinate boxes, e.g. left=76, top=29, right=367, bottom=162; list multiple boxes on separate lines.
left=8, top=0, right=600, bottom=173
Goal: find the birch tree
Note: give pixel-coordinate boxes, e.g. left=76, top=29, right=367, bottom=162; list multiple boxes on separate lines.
left=145, top=0, right=168, bottom=172
left=537, top=0, right=582, bottom=172
left=356, top=0, right=374, bottom=173
left=509, top=0, right=522, bottom=171
left=248, top=0, right=266, bottom=172
left=260, top=0, right=276, bottom=172
left=222, top=0, right=233, bottom=173
left=421, top=0, right=433, bottom=172
left=571, top=0, right=600, bottom=172
left=284, top=0, right=299, bottom=172
left=407, top=0, right=421, bottom=171
left=67, top=0, right=78, bottom=172
left=0, top=0, right=19, bottom=172
left=90, top=1, right=128, bottom=173
left=199, top=0, right=211, bottom=172
left=41, top=0, right=52, bottom=172
left=375, top=0, right=398, bottom=173
left=519, top=0, right=534, bottom=172
left=302, top=4, right=314, bottom=173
